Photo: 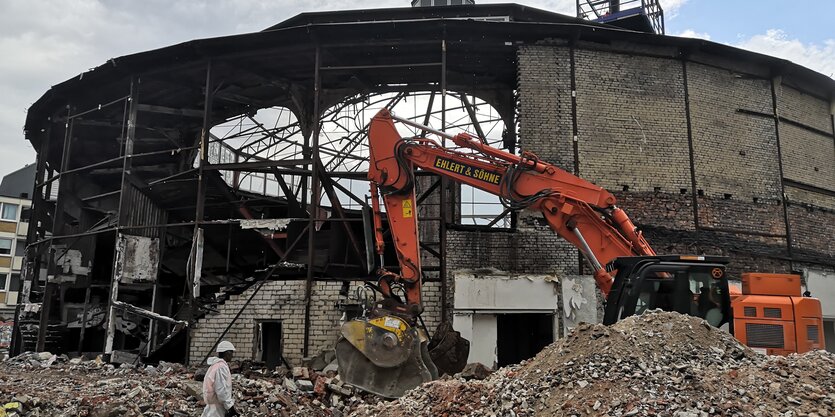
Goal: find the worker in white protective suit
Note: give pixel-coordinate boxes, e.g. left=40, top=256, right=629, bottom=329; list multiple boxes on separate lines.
left=201, top=341, right=239, bottom=417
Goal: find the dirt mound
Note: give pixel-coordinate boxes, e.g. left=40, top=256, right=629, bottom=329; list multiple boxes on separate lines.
left=353, top=311, right=835, bottom=417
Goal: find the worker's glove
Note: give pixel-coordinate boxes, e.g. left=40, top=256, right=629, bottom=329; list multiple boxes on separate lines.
left=225, top=406, right=240, bottom=417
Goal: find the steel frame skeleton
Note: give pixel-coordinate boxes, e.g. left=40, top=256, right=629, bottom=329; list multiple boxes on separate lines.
left=18, top=35, right=510, bottom=362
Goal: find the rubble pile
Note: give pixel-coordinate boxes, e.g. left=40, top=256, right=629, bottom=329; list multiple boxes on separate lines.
left=1, top=311, right=833, bottom=416
left=354, top=311, right=835, bottom=417
left=0, top=353, right=373, bottom=417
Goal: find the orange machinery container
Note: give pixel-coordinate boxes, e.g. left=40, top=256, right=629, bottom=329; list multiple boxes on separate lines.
left=733, top=273, right=825, bottom=355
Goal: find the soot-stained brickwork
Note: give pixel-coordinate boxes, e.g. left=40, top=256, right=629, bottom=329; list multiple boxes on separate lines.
left=574, top=50, right=691, bottom=193
left=467, top=41, right=835, bottom=285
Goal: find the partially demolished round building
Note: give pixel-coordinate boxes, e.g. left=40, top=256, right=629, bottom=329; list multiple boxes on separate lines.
left=15, top=3, right=835, bottom=368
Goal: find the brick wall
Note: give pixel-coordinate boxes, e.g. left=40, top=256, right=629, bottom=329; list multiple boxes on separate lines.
left=697, top=197, right=786, bottom=236
left=687, top=63, right=782, bottom=201
left=575, top=50, right=690, bottom=192
left=508, top=42, right=833, bottom=279
left=517, top=44, right=573, bottom=171
left=189, top=280, right=444, bottom=367
left=778, top=86, right=833, bottom=134
left=613, top=191, right=694, bottom=231
left=786, top=186, right=835, bottom=211
left=788, top=205, right=835, bottom=258
left=780, top=124, right=835, bottom=190
left=190, top=281, right=333, bottom=366
left=447, top=227, right=578, bottom=277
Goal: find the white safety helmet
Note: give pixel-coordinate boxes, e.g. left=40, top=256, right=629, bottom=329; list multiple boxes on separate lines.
left=217, top=341, right=236, bottom=353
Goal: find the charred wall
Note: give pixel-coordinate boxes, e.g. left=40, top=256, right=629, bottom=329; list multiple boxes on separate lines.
left=448, top=41, right=835, bottom=281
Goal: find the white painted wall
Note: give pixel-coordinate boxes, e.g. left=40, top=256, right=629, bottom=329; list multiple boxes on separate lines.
left=452, top=270, right=559, bottom=368
left=805, top=269, right=834, bottom=319
left=452, top=313, right=504, bottom=368
left=452, top=270, right=603, bottom=367
left=453, top=270, right=560, bottom=311
left=561, top=275, right=598, bottom=336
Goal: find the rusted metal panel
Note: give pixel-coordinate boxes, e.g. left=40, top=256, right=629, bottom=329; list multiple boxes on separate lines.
left=123, top=185, right=166, bottom=238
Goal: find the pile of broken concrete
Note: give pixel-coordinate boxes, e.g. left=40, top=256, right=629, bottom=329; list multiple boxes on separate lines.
left=1, top=311, right=833, bottom=416
left=0, top=352, right=372, bottom=416
left=354, top=311, right=835, bottom=417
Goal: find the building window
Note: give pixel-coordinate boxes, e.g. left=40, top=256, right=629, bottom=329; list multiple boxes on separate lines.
left=0, top=274, right=7, bottom=291
left=1, top=204, right=17, bottom=221
left=9, top=274, right=20, bottom=292
left=15, top=240, right=25, bottom=256
left=0, top=239, right=11, bottom=255
left=20, top=207, right=31, bottom=223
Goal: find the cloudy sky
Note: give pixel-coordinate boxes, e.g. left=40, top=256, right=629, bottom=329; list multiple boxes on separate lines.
left=0, top=0, right=833, bottom=179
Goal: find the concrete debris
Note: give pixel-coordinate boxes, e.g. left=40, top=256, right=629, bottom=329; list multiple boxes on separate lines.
left=458, top=363, right=493, bottom=381
left=353, top=311, right=835, bottom=417
left=239, top=218, right=295, bottom=231
left=0, top=352, right=379, bottom=416
left=304, top=349, right=337, bottom=371
left=2, top=311, right=833, bottom=416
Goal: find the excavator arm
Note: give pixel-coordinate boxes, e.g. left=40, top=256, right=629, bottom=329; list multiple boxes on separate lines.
left=367, top=108, right=655, bottom=308
left=338, top=109, right=659, bottom=398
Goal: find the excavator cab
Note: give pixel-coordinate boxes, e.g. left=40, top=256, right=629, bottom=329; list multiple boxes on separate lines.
left=603, top=255, right=733, bottom=332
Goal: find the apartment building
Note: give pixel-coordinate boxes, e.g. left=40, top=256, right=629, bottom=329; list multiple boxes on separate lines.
left=0, top=164, right=35, bottom=321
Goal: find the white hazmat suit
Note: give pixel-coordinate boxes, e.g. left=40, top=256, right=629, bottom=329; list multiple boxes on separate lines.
left=200, top=343, right=236, bottom=417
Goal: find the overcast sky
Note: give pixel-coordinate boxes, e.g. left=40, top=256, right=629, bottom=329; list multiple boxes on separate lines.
left=1, top=0, right=833, bottom=179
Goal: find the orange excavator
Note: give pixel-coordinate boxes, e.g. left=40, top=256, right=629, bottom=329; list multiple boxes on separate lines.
left=335, top=109, right=825, bottom=398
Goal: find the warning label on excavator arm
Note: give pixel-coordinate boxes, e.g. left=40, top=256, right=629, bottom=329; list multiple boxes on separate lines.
left=402, top=199, right=413, bottom=218
left=433, top=156, right=502, bottom=185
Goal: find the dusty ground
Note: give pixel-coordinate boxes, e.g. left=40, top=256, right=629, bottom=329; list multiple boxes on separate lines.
left=354, top=311, right=835, bottom=417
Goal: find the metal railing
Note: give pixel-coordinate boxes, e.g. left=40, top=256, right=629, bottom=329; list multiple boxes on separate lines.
left=576, top=0, right=665, bottom=34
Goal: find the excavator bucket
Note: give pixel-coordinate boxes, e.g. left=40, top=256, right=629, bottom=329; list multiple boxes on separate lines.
left=428, top=321, right=470, bottom=376
left=335, top=315, right=438, bottom=398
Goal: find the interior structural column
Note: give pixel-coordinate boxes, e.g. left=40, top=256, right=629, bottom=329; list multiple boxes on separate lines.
left=439, top=39, right=449, bottom=322
left=36, top=104, right=75, bottom=352
left=183, top=61, right=215, bottom=364
left=303, top=46, right=322, bottom=357
left=104, top=76, right=140, bottom=355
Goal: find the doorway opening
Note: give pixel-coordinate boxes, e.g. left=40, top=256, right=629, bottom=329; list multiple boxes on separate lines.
left=496, top=313, right=554, bottom=367
left=255, top=320, right=283, bottom=370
